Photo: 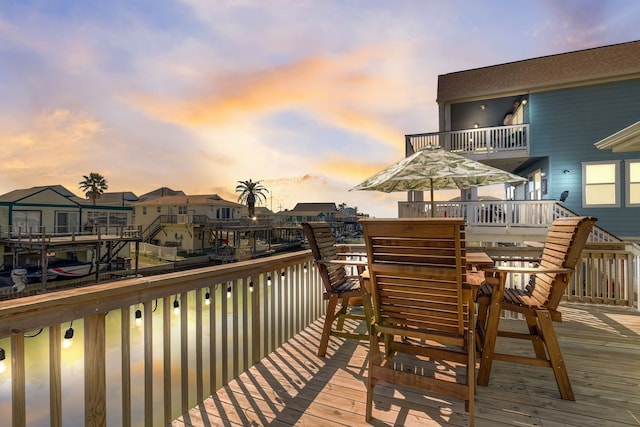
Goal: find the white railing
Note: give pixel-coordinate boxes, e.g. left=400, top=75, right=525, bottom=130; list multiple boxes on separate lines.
left=399, top=200, right=622, bottom=243
left=137, top=242, right=178, bottom=261
left=406, top=124, right=529, bottom=155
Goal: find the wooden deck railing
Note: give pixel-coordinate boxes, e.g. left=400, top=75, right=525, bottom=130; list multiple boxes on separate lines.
left=0, top=250, right=320, bottom=427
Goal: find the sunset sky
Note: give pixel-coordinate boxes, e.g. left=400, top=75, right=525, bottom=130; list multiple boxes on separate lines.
left=1, top=0, right=640, bottom=217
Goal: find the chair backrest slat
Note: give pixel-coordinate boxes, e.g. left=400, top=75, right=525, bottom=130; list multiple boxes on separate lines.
left=361, top=218, right=468, bottom=337
left=532, top=216, right=596, bottom=310
left=302, top=222, right=348, bottom=292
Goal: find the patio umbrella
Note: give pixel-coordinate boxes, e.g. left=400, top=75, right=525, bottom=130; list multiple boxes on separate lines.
left=350, top=145, right=527, bottom=216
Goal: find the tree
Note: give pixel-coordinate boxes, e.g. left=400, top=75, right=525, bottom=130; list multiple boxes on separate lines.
left=79, top=172, right=109, bottom=205
left=236, top=179, right=268, bottom=218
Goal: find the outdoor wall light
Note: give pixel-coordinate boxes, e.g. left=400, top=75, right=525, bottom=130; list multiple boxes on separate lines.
left=134, top=308, right=143, bottom=326
left=63, top=323, right=74, bottom=349
left=173, top=297, right=180, bottom=315
left=0, top=347, right=6, bottom=374
left=521, top=98, right=528, bottom=105
left=480, top=104, right=486, bottom=110
left=473, top=123, right=479, bottom=128
left=204, top=291, right=211, bottom=306
left=563, top=169, right=571, bottom=175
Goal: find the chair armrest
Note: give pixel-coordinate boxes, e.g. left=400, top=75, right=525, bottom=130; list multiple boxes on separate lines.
left=484, top=265, right=572, bottom=275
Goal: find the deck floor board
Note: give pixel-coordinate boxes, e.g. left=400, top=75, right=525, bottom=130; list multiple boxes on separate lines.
left=173, top=303, right=640, bottom=426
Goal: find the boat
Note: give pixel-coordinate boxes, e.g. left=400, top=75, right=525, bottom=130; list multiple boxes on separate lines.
left=11, top=258, right=100, bottom=291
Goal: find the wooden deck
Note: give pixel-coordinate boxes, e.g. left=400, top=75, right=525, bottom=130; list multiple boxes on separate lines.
left=173, top=303, right=640, bottom=426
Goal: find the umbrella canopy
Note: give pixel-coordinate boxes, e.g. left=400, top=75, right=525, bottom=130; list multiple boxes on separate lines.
left=351, top=145, right=527, bottom=215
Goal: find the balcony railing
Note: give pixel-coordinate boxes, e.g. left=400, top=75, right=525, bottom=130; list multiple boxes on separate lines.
left=399, top=200, right=622, bottom=242
left=0, top=224, right=142, bottom=241
left=0, top=250, right=319, bottom=426
left=406, top=124, right=529, bottom=156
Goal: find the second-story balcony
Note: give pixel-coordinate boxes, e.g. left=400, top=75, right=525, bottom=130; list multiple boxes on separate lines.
left=406, top=124, right=530, bottom=171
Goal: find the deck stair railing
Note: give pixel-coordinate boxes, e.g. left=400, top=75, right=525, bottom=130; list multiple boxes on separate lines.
left=0, top=250, right=321, bottom=426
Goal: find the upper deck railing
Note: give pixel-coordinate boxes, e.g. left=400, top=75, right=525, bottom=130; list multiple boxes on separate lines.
left=405, top=124, right=530, bottom=156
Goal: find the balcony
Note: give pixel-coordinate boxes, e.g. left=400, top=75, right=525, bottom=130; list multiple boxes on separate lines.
left=406, top=124, right=530, bottom=171
left=0, top=249, right=638, bottom=426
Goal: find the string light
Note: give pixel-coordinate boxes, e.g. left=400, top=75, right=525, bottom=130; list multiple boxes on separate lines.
left=0, top=347, right=6, bottom=374
left=134, top=307, right=143, bottom=326
left=173, top=297, right=180, bottom=315
left=63, top=322, right=74, bottom=349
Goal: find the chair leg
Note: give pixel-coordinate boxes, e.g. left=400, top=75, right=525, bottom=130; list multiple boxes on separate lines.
left=466, top=328, right=475, bottom=427
left=318, top=295, right=339, bottom=357
left=537, top=310, right=575, bottom=401
left=335, top=297, right=350, bottom=331
left=366, top=326, right=382, bottom=422
left=525, top=314, right=547, bottom=360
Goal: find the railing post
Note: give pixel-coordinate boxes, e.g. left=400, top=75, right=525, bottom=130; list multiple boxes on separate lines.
left=84, top=313, right=106, bottom=427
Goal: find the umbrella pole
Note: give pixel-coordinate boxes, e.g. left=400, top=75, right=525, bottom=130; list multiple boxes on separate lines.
left=430, top=179, right=435, bottom=217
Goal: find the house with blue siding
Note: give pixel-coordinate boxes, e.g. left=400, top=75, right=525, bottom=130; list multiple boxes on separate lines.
left=406, top=40, right=640, bottom=241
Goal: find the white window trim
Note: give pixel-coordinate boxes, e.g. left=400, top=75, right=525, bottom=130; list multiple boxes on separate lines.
left=582, top=160, right=620, bottom=208
left=625, top=159, right=640, bottom=207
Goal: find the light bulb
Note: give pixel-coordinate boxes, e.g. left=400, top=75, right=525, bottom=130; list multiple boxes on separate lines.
left=249, top=281, right=254, bottom=293
left=226, top=286, right=232, bottom=299
left=173, top=299, right=180, bottom=315
left=0, top=348, right=6, bottom=373
left=134, top=309, right=142, bottom=326
left=267, top=275, right=272, bottom=286
left=204, top=292, right=211, bottom=306
left=62, top=327, right=74, bottom=349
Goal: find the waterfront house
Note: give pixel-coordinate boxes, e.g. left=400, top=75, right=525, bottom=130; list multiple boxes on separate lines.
left=0, top=185, right=137, bottom=271
left=405, top=40, right=640, bottom=242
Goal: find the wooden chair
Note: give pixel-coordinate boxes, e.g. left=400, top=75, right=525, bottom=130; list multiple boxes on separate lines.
left=475, top=216, right=597, bottom=401
left=360, top=218, right=475, bottom=426
left=302, top=222, right=373, bottom=358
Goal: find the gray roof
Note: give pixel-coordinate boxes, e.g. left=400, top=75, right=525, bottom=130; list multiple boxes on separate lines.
left=438, top=40, right=640, bottom=103
left=0, top=185, right=78, bottom=203
left=290, top=202, right=338, bottom=212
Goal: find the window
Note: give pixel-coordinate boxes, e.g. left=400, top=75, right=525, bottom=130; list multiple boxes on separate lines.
left=157, top=206, right=161, bottom=213
left=626, top=160, right=640, bottom=207
left=583, top=161, right=620, bottom=207
left=56, top=211, right=79, bottom=234
left=142, top=207, right=147, bottom=215
left=178, top=205, right=188, bottom=215
left=12, top=210, right=41, bottom=234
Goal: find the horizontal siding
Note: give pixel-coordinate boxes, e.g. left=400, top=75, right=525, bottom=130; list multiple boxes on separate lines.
left=528, top=78, right=640, bottom=238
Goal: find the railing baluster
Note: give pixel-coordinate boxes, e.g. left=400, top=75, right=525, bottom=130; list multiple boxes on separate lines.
left=49, top=323, right=62, bottom=427
left=120, top=308, right=131, bottom=427
left=84, top=313, right=106, bottom=427
left=180, top=291, right=189, bottom=413
left=11, top=334, right=26, bottom=427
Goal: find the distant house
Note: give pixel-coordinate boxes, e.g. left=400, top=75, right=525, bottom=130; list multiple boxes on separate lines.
left=0, top=185, right=135, bottom=269
left=276, top=202, right=361, bottom=237
left=132, top=193, right=248, bottom=253
left=406, top=40, right=640, bottom=240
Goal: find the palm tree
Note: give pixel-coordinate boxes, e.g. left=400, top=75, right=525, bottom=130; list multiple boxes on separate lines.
left=236, top=179, right=268, bottom=218
left=79, top=172, right=109, bottom=205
